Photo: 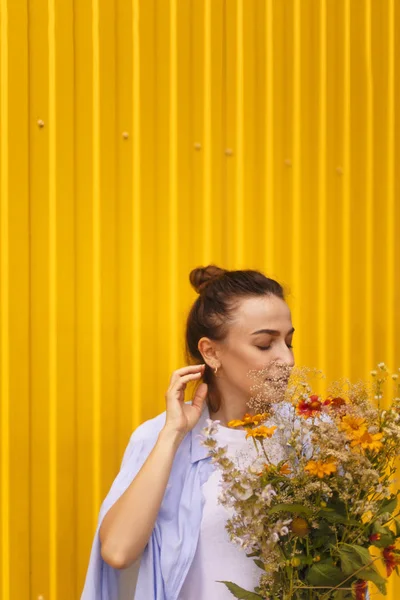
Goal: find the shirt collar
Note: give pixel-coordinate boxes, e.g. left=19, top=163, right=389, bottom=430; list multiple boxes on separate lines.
left=190, top=401, right=212, bottom=463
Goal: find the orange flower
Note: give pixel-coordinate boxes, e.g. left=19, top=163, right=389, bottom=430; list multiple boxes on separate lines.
left=304, top=459, right=337, bottom=478
left=279, top=463, right=291, bottom=475
left=296, top=395, right=322, bottom=418
left=245, top=425, right=277, bottom=440
left=382, top=544, right=400, bottom=577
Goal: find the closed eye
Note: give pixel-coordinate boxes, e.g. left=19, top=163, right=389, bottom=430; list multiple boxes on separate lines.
left=257, top=344, right=294, bottom=351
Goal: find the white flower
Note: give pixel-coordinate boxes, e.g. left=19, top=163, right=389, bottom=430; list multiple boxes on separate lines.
left=232, top=483, right=254, bottom=501
left=271, top=532, right=280, bottom=543
left=279, top=526, right=289, bottom=536
left=260, top=484, right=277, bottom=505
left=202, top=418, right=220, bottom=436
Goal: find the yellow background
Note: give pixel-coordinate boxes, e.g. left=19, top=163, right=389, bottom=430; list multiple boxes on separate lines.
left=1, top=0, right=399, bottom=598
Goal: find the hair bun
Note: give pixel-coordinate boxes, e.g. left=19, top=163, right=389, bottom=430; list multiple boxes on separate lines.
left=189, top=265, right=227, bottom=294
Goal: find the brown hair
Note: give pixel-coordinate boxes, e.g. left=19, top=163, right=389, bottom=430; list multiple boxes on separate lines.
left=185, top=265, right=286, bottom=413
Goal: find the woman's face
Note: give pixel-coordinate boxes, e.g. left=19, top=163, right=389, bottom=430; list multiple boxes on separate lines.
left=213, top=295, right=295, bottom=397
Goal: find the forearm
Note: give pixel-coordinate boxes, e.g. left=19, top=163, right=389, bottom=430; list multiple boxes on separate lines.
left=99, top=427, right=184, bottom=569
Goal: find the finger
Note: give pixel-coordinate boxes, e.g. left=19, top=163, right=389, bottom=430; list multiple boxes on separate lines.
left=169, top=372, right=203, bottom=392
left=169, top=364, right=205, bottom=384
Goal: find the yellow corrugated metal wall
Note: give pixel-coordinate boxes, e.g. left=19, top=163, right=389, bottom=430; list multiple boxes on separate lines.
left=0, top=0, right=399, bottom=598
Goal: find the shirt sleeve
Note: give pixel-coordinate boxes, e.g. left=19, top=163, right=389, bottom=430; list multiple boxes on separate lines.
left=80, top=425, right=156, bottom=599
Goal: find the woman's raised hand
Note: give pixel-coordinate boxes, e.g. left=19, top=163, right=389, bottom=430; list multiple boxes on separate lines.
left=163, top=364, right=208, bottom=438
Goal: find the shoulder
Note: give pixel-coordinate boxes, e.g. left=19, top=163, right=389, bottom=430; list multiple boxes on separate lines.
left=132, top=409, right=168, bottom=442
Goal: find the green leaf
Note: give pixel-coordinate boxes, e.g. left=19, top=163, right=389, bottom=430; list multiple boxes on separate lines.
left=377, top=495, right=398, bottom=516
left=267, top=503, right=313, bottom=516
left=337, top=544, right=387, bottom=595
left=253, top=559, right=265, bottom=570
left=310, top=521, right=336, bottom=550
left=357, top=568, right=387, bottom=595
left=318, top=508, right=359, bottom=525
left=331, top=590, right=353, bottom=600
left=245, top=551, right=259, bottom=558
left=306, top=560, right=345, bottom=587
left=337, top=544, right=372, bottom=575
left=216, top=581, right=263, bottom=599
left=394, top=518, right=400, bottom=537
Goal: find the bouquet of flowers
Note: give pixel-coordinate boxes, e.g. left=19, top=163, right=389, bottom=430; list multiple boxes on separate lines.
left=201, top=361, right=400, bottom=599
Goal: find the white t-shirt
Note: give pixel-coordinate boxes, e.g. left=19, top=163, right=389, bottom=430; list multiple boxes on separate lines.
left=178, top=422, right=265, bottom=599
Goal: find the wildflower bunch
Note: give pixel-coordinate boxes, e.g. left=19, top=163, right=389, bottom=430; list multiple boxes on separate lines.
left=201, top=362, right=400, bottom=599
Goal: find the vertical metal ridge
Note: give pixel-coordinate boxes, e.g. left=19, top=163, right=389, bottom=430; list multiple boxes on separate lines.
left=342, top=0, right=351, bottom=373
left=0, top=1, right=9, bottom=597
left=235, top=0, right=244, bottom=265
left=292, top=0, right=301, bottom=340
left=364, top=0, right=373, bottom=374
left=265, top=0, right=274, bottom=272
left=317, top=0, right=327, bottom=374
left=203, top=0, right=212, bottom=264
left=386, top=0, right=395, bottom=377
left=48, top=0, right=58, bottom=595
left=92, top=0, right=101, bottom=526
left=169, top=0, right=178, bottom=372
left=132, top=0, right=141, bottom=430
left=386, top=13, right=395, bottom=595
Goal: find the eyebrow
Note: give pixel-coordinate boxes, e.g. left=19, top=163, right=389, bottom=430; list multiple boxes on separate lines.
left=251, top=327, right=295, bottom=336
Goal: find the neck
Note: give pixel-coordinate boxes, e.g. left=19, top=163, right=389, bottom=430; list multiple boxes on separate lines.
left=208, top=385, right=254, bottom=427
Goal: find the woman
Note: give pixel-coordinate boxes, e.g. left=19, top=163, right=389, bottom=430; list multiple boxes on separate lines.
left=81, top=265, right=295, bottom=599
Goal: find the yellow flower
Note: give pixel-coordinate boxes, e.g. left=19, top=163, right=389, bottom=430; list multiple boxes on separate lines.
left=304, top=459, right=337, bottom=479
left=228, top=419, right=248, bottom=428
left=245, top=425, right=277, bottom=439
left=350, top=429, right=384, bottom=453
left=228, top=412, right=268, bottom=428
left=339, top=415, right=367, bottom=438
left=361, top=510, right=374, bottom=524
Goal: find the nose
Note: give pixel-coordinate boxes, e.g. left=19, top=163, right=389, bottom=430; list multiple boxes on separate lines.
left=267, top=348, right=295, bottom=379
left=275, top=345, right=295, bottom=367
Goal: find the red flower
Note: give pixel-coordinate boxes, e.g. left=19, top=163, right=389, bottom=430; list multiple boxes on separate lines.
left=296, top=395, right=322, bottom=418
left=382, top=544, right=400, bottom=577
left=354, top=580, right=368, bottom=600
left=368, top=532, right=381, bottom=543
left=323, top=396, right=346, bottom=408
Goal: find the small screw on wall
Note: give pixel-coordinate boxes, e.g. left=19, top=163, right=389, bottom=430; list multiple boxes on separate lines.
left=225, top=148, right=233, bottom=156
left=37, top=119, right=45, bottom=128
left=122, top=132, right=129, bottom=140
left=194, top=143, right=202, bottom=151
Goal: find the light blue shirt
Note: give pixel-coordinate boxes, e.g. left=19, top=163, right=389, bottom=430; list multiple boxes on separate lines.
left=81, top=401, right=215, bottom=599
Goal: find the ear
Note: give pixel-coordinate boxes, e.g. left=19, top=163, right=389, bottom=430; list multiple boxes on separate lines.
left=198, top=337, right=220, bottom=369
